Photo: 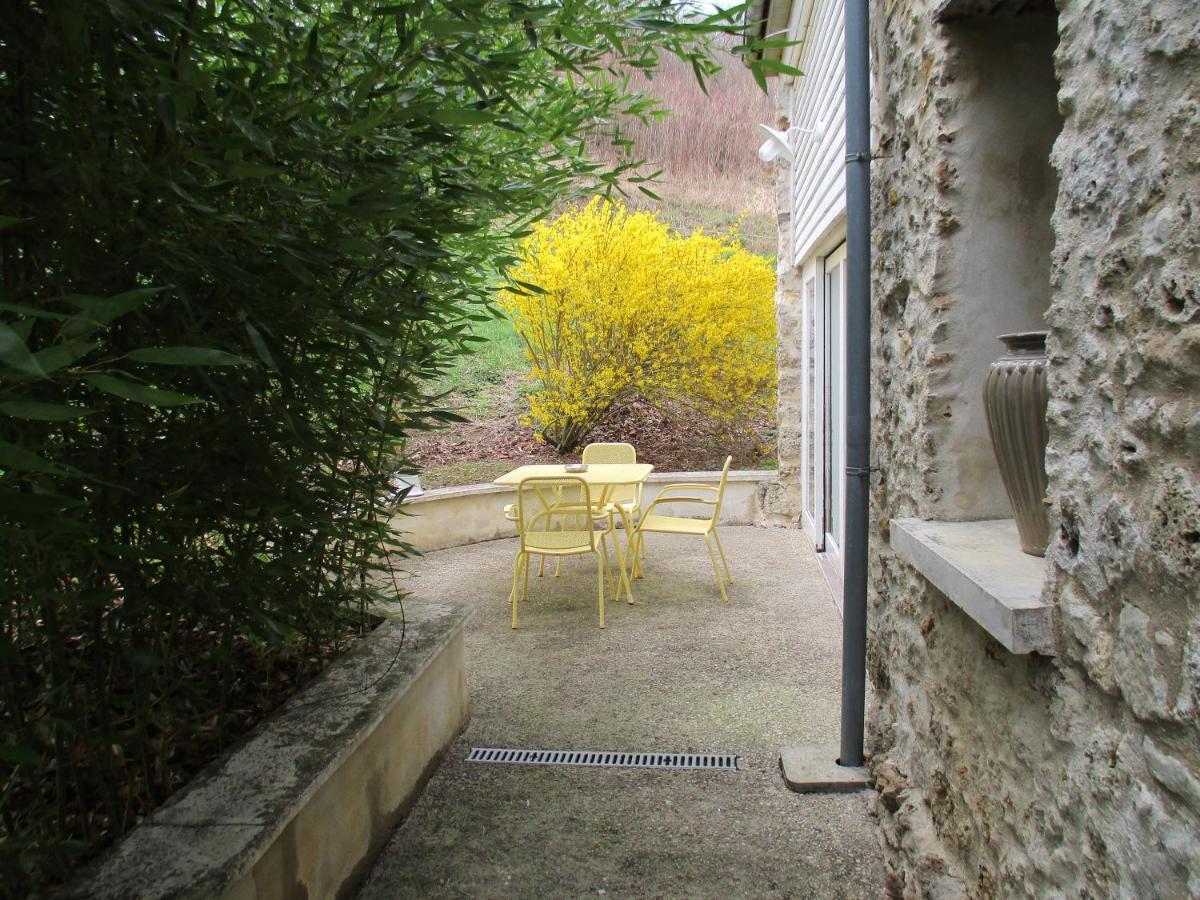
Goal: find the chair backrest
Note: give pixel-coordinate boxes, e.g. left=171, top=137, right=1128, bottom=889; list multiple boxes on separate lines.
left=516, top=476, right=596, bottom=553
left=582, top=442, right=638, bottom=506
left=711, top=456, right=733, bottom=523
left=581, top=442, right=636, bottom=465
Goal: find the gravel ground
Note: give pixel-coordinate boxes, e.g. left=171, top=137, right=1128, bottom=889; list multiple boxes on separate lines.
left=359, top=526, right=884, bottom=899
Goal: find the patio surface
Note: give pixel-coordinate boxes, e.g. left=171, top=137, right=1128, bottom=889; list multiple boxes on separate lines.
left=358, top=526, right=884, bottom=898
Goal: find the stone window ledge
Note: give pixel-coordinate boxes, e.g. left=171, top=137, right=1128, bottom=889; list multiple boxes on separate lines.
left=889, top=518, right=1052, bottom=655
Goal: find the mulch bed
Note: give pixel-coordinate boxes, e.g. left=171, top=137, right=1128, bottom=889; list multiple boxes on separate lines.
left=408, top=393, right=775, bottom=487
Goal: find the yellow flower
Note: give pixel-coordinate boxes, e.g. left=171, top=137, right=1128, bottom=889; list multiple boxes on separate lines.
left=500, top=197, right=776, bottom=450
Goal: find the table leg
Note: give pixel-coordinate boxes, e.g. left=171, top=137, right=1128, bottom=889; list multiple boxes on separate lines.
left=614, top=506, right=636, bottom=604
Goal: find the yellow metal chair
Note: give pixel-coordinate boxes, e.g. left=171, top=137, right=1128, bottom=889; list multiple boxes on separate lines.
left=515, top=442, right=643, bottom=587
left=581, top=442, right=645, bottom=574
left=630, top=456, right=734, bottom=602
left=581, top=442, right=643, bottom=528
left=510, top=476, right=617, bottom=629
left=504, top=474, right=618, bottom=583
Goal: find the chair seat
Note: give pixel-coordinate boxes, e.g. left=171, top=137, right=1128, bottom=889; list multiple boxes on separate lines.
left=506, top=501, right=608, bottom=521
left=638, top=513, right=712, bottom=535
left=551, top=500, right=618, bottom=518
left=523, top=530, right=596, bottom=553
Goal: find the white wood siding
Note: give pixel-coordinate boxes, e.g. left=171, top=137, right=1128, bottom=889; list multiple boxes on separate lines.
left=787, top=0, right=846, bottom=264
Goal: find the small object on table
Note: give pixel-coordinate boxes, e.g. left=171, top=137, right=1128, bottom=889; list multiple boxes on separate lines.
left=564, top=463, right=588, bottom=473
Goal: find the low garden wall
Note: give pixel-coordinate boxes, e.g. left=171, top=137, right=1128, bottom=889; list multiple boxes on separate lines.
left=69, top=600, right=471, bottom=900
left=393, top=469, right=780, bottom=552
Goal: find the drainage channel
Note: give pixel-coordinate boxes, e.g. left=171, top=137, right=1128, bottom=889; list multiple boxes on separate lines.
left=466, top=748, right=739, bottom=771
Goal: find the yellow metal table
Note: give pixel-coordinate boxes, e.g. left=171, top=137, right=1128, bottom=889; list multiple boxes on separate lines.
left=494, top=463, right=653, bottom=603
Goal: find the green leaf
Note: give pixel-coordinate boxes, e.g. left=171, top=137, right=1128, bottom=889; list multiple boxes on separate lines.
left=750, top=60, right=770, bottom=94
left=0, top=488, right=84, bottom=513
left=126, top=347, right=248, bottom=367
left=0, top=301, right=70, bottom=321
left=85, top=374, right=203, bottom=406
left=0, top=440, right=74, bottom=475
left=427, top=409, right=468, bottom=423
left=62, top=286, right=164, bottom=337
left=156, top=93, right=177, bottom=133
left=423, top=17, right=477, bottom=36
left=0, top=323, right=44, bottom=376
left=512, top=279, right=549, bottom=295
left=690, top=57, right=710, bottom=95
left=0, top=743, right=41, bottom=766
left=430, top=108, right=497, bottom=125
left=226, top=161, right=281, bottom=180
left=754, top=57, right=805, bottom=78
left=244, top=322, right=279, bottom=371
left=28, top=339, right=99, bottom=376
left=0, top=400, right=92, bottom=420
left=0, top=215, right=26, bottom=229
left=231, top=115, right=275, bottom=157
left=749, top=35, right=802, bottom=51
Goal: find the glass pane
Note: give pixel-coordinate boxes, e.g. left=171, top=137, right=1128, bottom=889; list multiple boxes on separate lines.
left=805, top=280, right=816, bottom=522
left=828, top=263, right=843, bottom=548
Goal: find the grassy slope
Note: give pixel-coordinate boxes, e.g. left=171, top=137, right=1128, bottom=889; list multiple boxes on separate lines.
left=434, top=314, right=526, bottom=418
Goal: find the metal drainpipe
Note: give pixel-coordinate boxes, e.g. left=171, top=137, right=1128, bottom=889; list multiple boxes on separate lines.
left=839, top=0, right=872, bottom=769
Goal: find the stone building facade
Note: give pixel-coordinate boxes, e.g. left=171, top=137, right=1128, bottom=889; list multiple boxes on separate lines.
left=757, top=0, right=1199, bottom=895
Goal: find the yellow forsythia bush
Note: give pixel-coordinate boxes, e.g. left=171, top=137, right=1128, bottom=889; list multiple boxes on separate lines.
left=501, top=197, right=776, bottom=450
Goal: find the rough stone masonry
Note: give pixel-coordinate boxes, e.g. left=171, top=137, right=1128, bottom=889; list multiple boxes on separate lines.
left=860, top=0, right=1199, bottom=896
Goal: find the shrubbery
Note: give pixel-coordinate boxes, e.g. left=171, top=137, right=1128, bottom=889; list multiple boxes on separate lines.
left=502, top=198, right=776, bottom=450
left=0, top=1, right=774, bottom=889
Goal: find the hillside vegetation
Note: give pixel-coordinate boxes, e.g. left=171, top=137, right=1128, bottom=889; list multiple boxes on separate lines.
left=591, top=44, right=778, bottom=254
left=410, top=50, right=779, bottom=485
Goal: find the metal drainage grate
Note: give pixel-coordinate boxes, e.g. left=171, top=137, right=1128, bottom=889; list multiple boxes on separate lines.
left=466, top=747, right=739, bottom=771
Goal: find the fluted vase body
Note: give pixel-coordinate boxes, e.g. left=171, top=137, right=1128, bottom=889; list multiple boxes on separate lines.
left=983, top=331, right=1051, bottom=556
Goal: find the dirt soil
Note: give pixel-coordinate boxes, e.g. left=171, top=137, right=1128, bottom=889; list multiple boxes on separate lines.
left=408, top=377, right=776, bottom=488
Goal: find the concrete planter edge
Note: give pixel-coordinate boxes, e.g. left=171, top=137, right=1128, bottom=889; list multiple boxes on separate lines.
left=66, top=599, right=472, bottom=900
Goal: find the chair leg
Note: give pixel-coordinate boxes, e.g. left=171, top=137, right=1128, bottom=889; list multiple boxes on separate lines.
left=705, top=533, right=729, bottom=603
left=511, top=552, right=525, bottom=629
left=598, top=531, right=615, bottom=600
left=550, top=514, right=566, bottom=576
left=538, top=554, right=545, bottom=577
left=617, top=549, right=635, bottom=605
left=597, top=550, right=606, bottom=629
left=631, top=530, right=645, bottom=579
left=712, top=528, right=733, bottom=583
left=522, top=551, right=532, bottom=603
left=613, top=508, right=635, bottom=604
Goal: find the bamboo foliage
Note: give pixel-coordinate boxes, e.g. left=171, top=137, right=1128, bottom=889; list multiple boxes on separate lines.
left=0, top=0, right=778, bottom=890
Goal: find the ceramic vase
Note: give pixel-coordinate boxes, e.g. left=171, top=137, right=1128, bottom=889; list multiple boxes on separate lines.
left=983, top=331, right=1051, bottom=556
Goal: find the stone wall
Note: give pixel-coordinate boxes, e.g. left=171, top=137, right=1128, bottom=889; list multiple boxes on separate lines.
left=763, top=98, right=808, bottom=525
left=865, top=0, right=1199, bottom=896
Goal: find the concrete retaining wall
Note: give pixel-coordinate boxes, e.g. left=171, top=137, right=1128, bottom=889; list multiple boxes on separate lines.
left=70, top=601, right=471, bottom=900
left=393, top=470, right=780, bottom=553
